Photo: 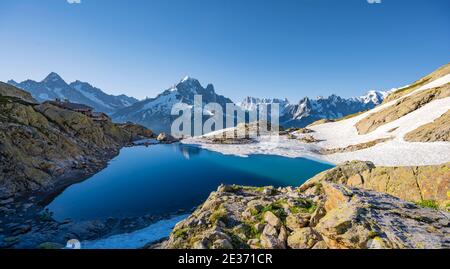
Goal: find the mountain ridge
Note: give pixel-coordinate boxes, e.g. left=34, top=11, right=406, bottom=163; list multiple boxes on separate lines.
left=8, top=73, right=138, bottom=114
left=238, top=90, right=387, bottom=128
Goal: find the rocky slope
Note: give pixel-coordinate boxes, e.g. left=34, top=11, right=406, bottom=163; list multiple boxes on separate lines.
left=0, top=83, right=152, bottom=199
left=355, top=83, right=449, bottom=135
left=161, top=162, right=449, bottom=249
left=8, top=73, right=138, bottom=114
left=0, top=82, right=37, bottom=104
left=404, top=109, right=450, bottom=142
left=382, top=63, right=450, bottom=103
left=300, top=161, right=449, bottom=210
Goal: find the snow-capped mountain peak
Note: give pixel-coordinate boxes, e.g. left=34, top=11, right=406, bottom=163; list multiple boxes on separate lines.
left=112, top=77, right=233, bottom=133
left=357, top=90, right=388, bottom=105
left=42, top=72, right=64, bottom=83
left=180, top=75, right=193, bottom=83
left=7, top=79, right=18, bottom=85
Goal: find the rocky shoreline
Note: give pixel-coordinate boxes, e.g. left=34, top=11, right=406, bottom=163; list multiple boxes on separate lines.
left=0, top=148, right=111, bottom=248
left=0, top=141, right=185, bottom=249
left=0, top=197, right=192, bottom=249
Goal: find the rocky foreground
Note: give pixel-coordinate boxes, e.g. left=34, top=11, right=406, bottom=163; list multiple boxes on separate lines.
left=160, top=162, right=449, bottom=249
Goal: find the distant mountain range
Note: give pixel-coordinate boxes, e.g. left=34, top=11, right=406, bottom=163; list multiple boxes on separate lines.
left=8, top=73, right=138, bottom=114
left=113, top=76, right=387, bottom=132
left=238, top=91, right=388, bottom=128
left=7, top=73, right=388, bottom=133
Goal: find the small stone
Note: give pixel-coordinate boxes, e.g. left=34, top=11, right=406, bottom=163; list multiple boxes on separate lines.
left=217, top=184, right=234, bottom=192
left=299, top=135, right=317, bottom=143
left=263, top=211, right=282, bottom=229
left=286, top=213, right=310, bottom=230
left=287, top=227, right=322, bottom=249
left=205, top=230, right=232, bottom=242
left=212, top=239, right=233, bottom=249
left=262, top=188, right=273, bottom=195
left=156, top=133, right=178, bottom=143
left=262, top=224, right=278, bottom=236
left=278, top=226, right=288, bottom=242
left=241, top=210, right=252, bottom=219
left=260, top=234, right=285, bottom=249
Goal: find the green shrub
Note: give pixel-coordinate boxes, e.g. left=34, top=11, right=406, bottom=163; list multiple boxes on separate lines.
left=210, top=207, right=227, bottom=224
left=173, top=228, right=190, bottom=239
left=415, top=200, right=439, bottom=210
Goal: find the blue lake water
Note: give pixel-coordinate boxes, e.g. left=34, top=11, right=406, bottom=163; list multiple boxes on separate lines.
left=47, top=144, right=333, bottom=221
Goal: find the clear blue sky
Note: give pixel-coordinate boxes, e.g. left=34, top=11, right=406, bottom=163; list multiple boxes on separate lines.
left=0, top=0, right=449, bottom=102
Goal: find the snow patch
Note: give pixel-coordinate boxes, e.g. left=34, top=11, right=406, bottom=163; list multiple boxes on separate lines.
left=38, top=93, right=50, bottom=100
left=74, top=84, right=114, bottom=110
left=81, top=214, right=189, bottom=249
left=139, top=91, right=179, bottom=113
